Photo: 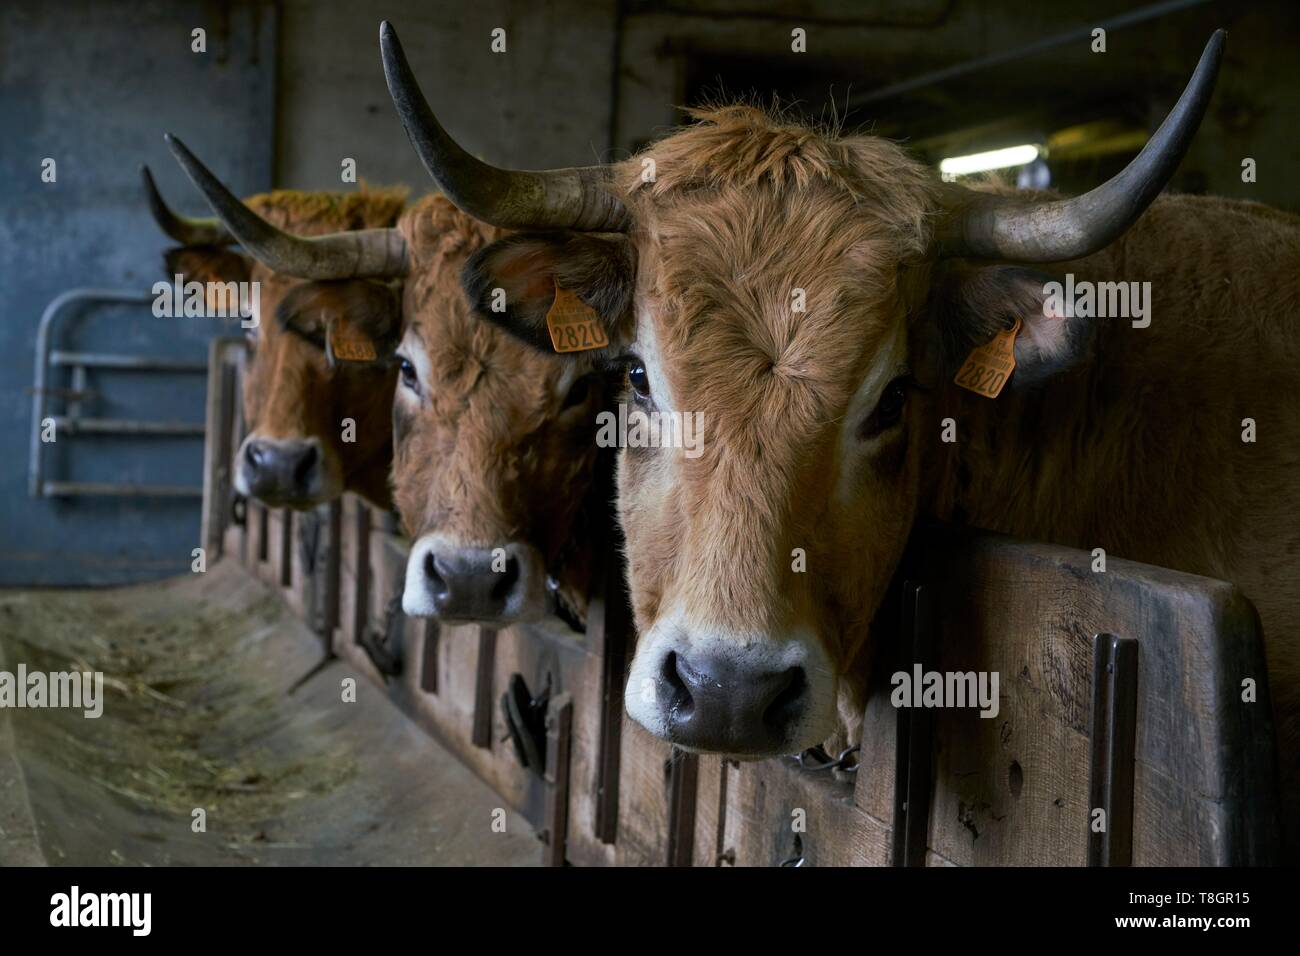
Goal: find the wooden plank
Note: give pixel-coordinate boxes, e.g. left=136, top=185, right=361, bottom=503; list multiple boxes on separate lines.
left=614, top=721, right=678, bottom=865
left=200, top=338, right=242, bottom=559
left=912, top=527, right=1280, bottom=866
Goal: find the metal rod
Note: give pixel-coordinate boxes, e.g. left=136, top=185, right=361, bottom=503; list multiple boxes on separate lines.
left=41, top=481, right=203, bottom=498
left=51, top=416, right=205, bottom=436
left=1087, top=633, right=1139, bottom=866
left=50, top=351, right=208, bottom=372
left=850, top=0, right=1212, bottom=107
left=29, top=289, right=153, bottom=496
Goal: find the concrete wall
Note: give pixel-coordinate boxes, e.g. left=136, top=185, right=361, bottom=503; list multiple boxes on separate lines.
left=0, top=0, right=276, bottom=586
left=273, top=0, right=619, bottom=190
left=268, top=1, right=1296, bottom=211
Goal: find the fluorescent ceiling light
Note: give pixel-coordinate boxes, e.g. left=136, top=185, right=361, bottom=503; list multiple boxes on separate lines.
left=939, top=144, right=1041, bottom=179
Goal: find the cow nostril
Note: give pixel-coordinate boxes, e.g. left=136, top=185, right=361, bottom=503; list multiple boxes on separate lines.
left=245, top=442, right=264, bottom=471
left=662, top=651, right=693, bottom=720
left=763, top=666, right=806, bottom=736
left=293, top=445, right=318, bottom=488
left=490, top=554, right=519, bottom=603
left=424, top=551, right=448, bottom=602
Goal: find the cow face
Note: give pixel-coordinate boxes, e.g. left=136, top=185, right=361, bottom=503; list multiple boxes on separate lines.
left=462, top=109, right=1092, bottom=756
left=155, top=185, right=408, bottom=510
left=163, top=248, right=400, bottom=509
left=388, top=197, right=605, bottom=626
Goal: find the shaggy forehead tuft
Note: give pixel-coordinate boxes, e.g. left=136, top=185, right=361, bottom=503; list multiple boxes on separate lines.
left=611, top=106, right=932, bottom=420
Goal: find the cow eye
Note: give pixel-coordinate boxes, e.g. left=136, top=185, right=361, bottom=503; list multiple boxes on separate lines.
left=561, top=374, right=593, bottom=410
left=626, top=361, right=650, bottom=400
left=398, top=357, right=417, bottom=389
left=859, top=376, right=910, bottom=439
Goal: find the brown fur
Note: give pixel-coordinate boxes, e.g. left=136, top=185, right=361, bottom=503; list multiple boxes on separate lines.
left=478, top=107, right=1298, bottom=843
left=165, top=186, right=407, bottom=509
left=392, top=196, right=607, bottom=618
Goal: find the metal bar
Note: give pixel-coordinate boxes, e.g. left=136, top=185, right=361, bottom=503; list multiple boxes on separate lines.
left=41, top=481, right=202, bottom=498
left=49, top=351, right=208, bottom=372
left=891, top=581, right=917, bottom=866
left=351, top=503, right=372, bottom=647
left=892, top=581, right=937, bottom=866
left=279, top=509, right=293, bottom=588
left=903, top=583, right=937, bottom=867
left=50, top=416, right=205, bottom=436
left=1087, top=633, right=1139, bottom=866
left=256, top=503, right=269, bottom=563
left=541, top=693, right=575, bottom=867
left=30, top=289, right=154, bottom=496
left=666, top=748, right=700, bottom=866
left=471, top=628, right=498, bottom=749
left=714, top=760, right=732, bottom=866
left=850, top=0, right=1212, bottom=106
left=591, top=453, right=629, bottom=844
left=420, top=619, right=440, bottom=694
left=321, top=499, right=341, bottom=644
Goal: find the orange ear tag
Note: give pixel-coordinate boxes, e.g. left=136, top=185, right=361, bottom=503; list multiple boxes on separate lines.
left=545, top=282, right=609, bottom=353
left=327, top=313, right=378, bottom=363
left=954, top=318, right=1020, bottom=398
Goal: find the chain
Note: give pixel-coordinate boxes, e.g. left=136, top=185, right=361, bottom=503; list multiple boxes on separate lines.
left=788, top=744, right=861, bottom=774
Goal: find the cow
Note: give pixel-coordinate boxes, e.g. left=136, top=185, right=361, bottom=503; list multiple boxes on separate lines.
left=380, top=24, right=1300, bottom=849
left=143, top=156, right=404, bottom=509
left=165, top=143, right=608, bottom=627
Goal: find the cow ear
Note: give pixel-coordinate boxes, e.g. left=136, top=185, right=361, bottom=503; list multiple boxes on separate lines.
left=462, top=232, right=635, bottom=359
left=162, top=246, right=248, bottom=287
left=275, top=279, right=403, bottom=364
left=923, top=264, right=1094, bottom=390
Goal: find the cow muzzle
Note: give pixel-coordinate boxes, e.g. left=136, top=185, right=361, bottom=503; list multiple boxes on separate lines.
left=235, top=435, right=338, bottom=508
left=402, top=535, right=547, bottom=625
left=624, top=619, right=837, bottom=757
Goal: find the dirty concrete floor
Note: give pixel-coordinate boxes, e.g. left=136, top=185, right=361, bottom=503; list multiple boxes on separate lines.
left=0, top=561, right=538, bottom=866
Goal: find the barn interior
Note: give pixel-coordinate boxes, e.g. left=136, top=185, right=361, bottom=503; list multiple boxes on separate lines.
left=0, top=0, right=1296, bottom=869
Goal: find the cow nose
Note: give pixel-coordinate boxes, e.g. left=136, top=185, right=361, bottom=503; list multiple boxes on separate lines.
left=657, top=651, right=806, bottom=755
left=242, top=438, right=322, bottom=504
left=403, top=539, right=542, bottom=623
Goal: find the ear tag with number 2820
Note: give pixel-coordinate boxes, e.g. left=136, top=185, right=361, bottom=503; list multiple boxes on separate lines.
left=545, top=282, right=608, bottom=353
left=954, top=318, right=1020, bottom=398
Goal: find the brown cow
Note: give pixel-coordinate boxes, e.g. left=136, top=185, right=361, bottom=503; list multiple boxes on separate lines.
left=388, top=195, right=607, bottom=625
left=381, top=21, right=1300, bottom=848
left=166, top=143, right=607, bottom=627
left=144, top=157, right=403, bottom=509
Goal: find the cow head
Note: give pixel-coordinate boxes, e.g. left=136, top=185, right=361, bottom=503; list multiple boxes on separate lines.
left=148, top=147, right=407, bottom=509
left=389, top=196, right=607, bottom=626
left=381, top=22, right=1223, bottom=754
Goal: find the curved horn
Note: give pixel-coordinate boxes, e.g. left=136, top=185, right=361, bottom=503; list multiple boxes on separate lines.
left=937, top=30, right=1225, bottom=262
left=379, top=20, right=627, bottom=232
left=141, top=165, right=233, bottom=246
left=163, top=134, right=408, bottom=279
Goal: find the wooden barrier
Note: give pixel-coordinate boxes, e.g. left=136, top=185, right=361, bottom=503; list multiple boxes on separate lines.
left=201, top=344, right=1281, bottom=866
left=683, top=527, right=1282, bottom=867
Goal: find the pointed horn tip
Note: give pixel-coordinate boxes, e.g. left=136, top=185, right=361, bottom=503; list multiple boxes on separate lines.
left=380, top=19, right=394, bottom=38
